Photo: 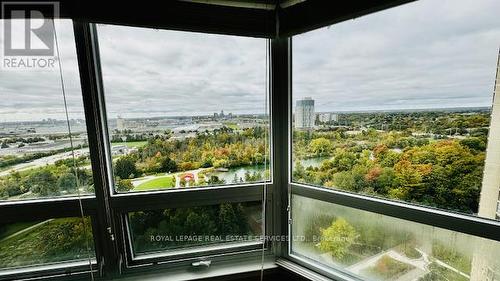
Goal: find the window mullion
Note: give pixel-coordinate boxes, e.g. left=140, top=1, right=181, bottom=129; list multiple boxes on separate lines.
left=73, top=21, right=121, bottom=278
left=270, top=37, right=292, bottom=258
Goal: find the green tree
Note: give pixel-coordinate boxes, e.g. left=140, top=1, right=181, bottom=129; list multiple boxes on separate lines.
left=57, top=173, right=78, bottom=192
left=218, top=203, right=248, bottom=235
left=160, top=156, right=177, bottom=173
left=116, top=178, right=134, bottom=192
left=207, top=175, right=225, bottom=185
left=331, top=150, right=358, bottom=172
left=310, top=138, right=333, bottom=157
left=115, top=156, right=138, bottom=179
left=318, top=218, right=358, bottom=260
left=25, top=169, right=58, bottom=196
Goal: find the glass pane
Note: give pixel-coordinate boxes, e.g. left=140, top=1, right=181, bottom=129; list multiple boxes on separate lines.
left=97, top=24, right=270, bottom=193
left=291, top=0, right=500, bottom=220
left=128, top=202, right=262, bottom=255
left=0, top=217, right=94, bottom=270
left=0, top=19, right=94, bottom=201
left=291, top=195, right=500, bottom=281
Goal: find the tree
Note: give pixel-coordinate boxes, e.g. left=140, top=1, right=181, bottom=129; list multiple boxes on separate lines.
left=331, top=150, right=358, bottom=172
left=460, top=137, right=486, bottom=152
left=25, top=169, right=58, bottom=196
left=160, top=156, right=177, bottom=173
left=218, top=203, right=248, bottom=235
left=116, top=178, right=134, bottom=192
left=115, top=156, right=138, bottom=179
left=207, top=175, right=225, bottom=185
left=310, top=138, right=333, bottom=157
left=57, top=173, right=78, bottom=192
left=318, top=218, right=358, bottom=260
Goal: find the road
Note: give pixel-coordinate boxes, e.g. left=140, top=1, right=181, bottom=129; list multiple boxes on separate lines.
left=0, top=148, right=89, bottom=177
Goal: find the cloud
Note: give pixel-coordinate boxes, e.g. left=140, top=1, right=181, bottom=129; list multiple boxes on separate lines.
left=1, top=0, right=499, bottom=122
left=293, top=0, right=500, bottom=112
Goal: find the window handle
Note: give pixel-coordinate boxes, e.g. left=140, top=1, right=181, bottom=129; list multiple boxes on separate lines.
left=191, top=260, right=211, bottom=268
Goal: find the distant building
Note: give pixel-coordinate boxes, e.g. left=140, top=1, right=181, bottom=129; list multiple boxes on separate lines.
left=116, top=116, right=125, bottom=131
left=295, top=97, right=315, bottom=129
left=318, top=113, right=338, bottom=123
left=213, top=110, right=233, bottom=120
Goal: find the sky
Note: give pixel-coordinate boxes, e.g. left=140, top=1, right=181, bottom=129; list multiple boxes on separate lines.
left=0, top=0, right=499, bottom=122
left=293, top=0, right=500, bottom=112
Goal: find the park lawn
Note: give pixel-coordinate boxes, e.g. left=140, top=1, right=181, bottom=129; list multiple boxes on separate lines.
left=0, top=218, right=93, bottom=269
left=111, top=141, right=147, bottom=148
left=223, top=122, right=239, bottom=130
left=135, top=176, right=175, bottom=191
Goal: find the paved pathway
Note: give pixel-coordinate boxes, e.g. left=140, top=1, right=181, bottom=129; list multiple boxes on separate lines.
left=0, top=219, right=53, bottom=243
left=131, top=168, right=209, bottom=188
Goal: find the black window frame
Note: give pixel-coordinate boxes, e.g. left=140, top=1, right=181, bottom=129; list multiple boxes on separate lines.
left=2, top=1, right=499, bottom=281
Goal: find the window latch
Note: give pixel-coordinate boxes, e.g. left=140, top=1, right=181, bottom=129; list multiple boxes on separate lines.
left=191, top=260, right=211, bottom=268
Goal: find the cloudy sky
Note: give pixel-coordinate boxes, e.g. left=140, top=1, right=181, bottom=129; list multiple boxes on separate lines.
left=293, top=0, right=500, bottom=112
left=1, top=0, right=499, bottom=122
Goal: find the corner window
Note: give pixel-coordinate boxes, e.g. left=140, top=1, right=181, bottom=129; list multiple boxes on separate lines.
left=96, top=25, right=270, bottom=193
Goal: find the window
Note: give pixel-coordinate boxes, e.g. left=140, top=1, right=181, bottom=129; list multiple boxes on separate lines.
left=0, top=217, right=94, bottom=270
left=0, top=18, right=97, bottom=279
left=291, top=0, right=500, bottom=220
left=0, top=20, right=94, bottom=201
left=291, top=195, right=500, bottom=281
left=96, top=25, right=270, bottom=193
left=4, top=2, right=498, bottom=281
left=128, top=202, right=262, bottom=256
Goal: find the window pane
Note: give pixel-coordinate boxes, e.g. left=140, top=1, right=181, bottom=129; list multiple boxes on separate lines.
left=291, top=195, right=500, bottom=281
left=97, top=25, right=270, bottom=193
left=291, top=0, right=500, bottom=220
left=128, top=202, right=262, bottom=255
left=0, top=217, right=94, bottom=270
left=0, top=20, right=94, bottom=201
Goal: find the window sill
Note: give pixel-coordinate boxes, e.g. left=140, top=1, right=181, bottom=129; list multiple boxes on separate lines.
left=117, top=255, right=277, bottom=281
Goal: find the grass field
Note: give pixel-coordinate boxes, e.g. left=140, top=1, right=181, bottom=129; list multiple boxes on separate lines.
left=135, top=176, right=175, bottom=191
left=0, top=218, right=94, bottom=269
left=110, top=141, right=147, bottom=148
left=222, top=122, right=239, bottom=130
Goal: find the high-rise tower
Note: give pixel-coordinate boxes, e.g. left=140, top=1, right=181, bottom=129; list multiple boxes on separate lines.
left=295, top=97, right=315, bottom=129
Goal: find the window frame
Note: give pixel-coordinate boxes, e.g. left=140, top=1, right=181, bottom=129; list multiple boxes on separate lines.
left=3, top=3, right=499, bottom=280
left=0, top=18, right=276, bottom=279
left=285, top=26, right=500, bottom=279
left=72, top=21, right=278, bottom=276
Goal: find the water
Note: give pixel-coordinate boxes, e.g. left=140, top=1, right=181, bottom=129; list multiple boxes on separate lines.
left=209, top=165, right=268, bottom=184
left=299, top=156, right=330, bottom=168
left=208, top=158, right=328, bottom=184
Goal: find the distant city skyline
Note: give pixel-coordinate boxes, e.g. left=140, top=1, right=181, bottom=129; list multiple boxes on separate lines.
left=1, top=0, right=499, bottom=122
